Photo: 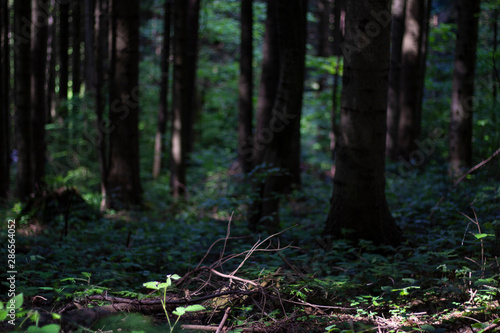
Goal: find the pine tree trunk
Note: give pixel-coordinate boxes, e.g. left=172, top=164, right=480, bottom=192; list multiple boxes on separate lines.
left=153, top=0, right=171, bottom=179
left=324, top=0, right=402, bottom=246
left=59, top=1, right=69, bottom=118
left=397, top=0, right=424, bottom=161
left=14, top=0, right=33, bottom=200
left=105, top=0, right=142, bottom=208
left=72, top=0, right=82, bottom=97
left=386, top=0, right=406, bottom=160
left=31, top=0, right=49, bottom=190
left=237, top=0, right=253, bottom=173
left=449, top=0, right=481, bottom=178
left=171, top=0, right=188, bottom=198
left=248, top=0, right=306, bottom=232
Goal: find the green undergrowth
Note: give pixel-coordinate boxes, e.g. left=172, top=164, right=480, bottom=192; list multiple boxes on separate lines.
left=1, top=153, right=499, bottom=332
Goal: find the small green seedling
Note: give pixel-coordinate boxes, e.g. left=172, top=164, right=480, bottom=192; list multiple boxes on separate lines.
left=143, top=274, right=205, bottom=333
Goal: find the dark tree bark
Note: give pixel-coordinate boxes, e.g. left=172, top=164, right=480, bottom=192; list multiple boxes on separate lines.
left=0, top=0, right=10, bottom=198
left=386, top=0, right=406, bottom=160
left=95, top=0, right=109, bottom=209
left=59, top=0, right=69, bottom=117
left=324, top=0, right=402, bottom=246
left=14, top=0, right=33, bottom=200
left=84, top=0, right=95, bottom=89
left=170, top=0, right=199, bottom=198
left=254, top=0, right=279, bottom=166
left=105, top=0, right=142, bottom=208
left=237, top=0, right=253, bottom=174
left=46, top=0, right=56, bottom=122
left=332, top=0, right=346, bottom=56
left=31, top=0, right=49, bottom=190
left=397, top=0, right=424, bottom=161
left=170, top=0, right=188, bottom=198
left=184, top=0, right=200, bottom=154
left=153, top=0, right=172, bottom=179
left=72, top=0, right=82, bottom=97
left=449, top=0, right=481, bottom=178
left=248, top=0, right=307, bottom=232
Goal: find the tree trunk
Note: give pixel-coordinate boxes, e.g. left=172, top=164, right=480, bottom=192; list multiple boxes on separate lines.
left=31, top=0, right=49, bottom=191
left=46, top=0, right=56, bottom=123
left=397, top=0, right=424, bottom=161
left=332, top=0, right=345, bottom=56
left=324, top=0, right=402, bottom=246
left=84, top=0, right=95, bottom=89
left=0, top=0, right=10, bottom=198
left=386, top=0, right=406, bottom=160
left=248, top=0, right=306, bottom=232
left=14, top=0, right=33, bottom=201
left=153, top=0, right=171, bottom=179
left=237, top=0, right=253, bottom=174
left=72, top=0, right=82, bottom=97
left=170, top=0, right=188, bottom=198
left=317, top=0, right=332, bottom=57
left=59, top=1, right=69, bottom=118
left=105, top=0, right=142, bottom=208
left=184, top=0, right=200, bottom=155
left=449, top=0, right=481, bottom=178
left=254, top=0, right=279, bottom=166
left=95, top=0, right=109, bottom=209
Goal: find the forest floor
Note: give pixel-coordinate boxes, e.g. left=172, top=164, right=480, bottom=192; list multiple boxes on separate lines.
left=1, top=149, right=500, bottom=333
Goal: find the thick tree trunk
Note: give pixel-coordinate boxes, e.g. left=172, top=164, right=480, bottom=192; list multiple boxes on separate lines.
left=237, top=0, right=253, bottom=174
left=31, top=0, right=49, bottom=191
left=324, top=0, right=402, bottom=246
left=397, top=0, right=424, bottom=161
left=449, top=0, right=481, bottom=178
left=14, top=0, right=33, bottom=200
left=332, top=0, right=345, bottom=56
left=105, top=0, right=142, bottom=208
left=248, top=0, right=306, bottom=232
left=0, top=0, right=10, bottom=198
left=153, top=0, right=171, bottom=179
left=386, top=0, right=406, bottom=160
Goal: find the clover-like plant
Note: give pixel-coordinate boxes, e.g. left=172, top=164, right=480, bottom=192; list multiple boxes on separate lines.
left=143, top=274, right=205, bottom=333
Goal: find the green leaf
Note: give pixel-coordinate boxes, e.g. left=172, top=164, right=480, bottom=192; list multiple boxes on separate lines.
left=473, top=233, right=494, bottom=240
left=14, top=293, right=24, bottom=309
left=27, top=324, right=61, bottom=333
left=471, top=323, right=488, bottom=329
left=142, top=281, right=169, bottom=290
left=0, top=309, right=7, bottom=321
left=420, top=325, right=435, bottom=332
left=172, top=307, right=186, bottom=316
left=184, top=304, right=205, bottom=312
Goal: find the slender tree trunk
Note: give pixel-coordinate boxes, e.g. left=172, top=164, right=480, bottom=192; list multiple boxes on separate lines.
left=59, top=1, right=69, bottom=118
left=415, top=0, right=432, bottom=138
left=72, top=0, right=82, bottom=97
left=248, top=0, right=307, bottom=232
left=254, top=0, right=279, bottom=166
left=449, top=0, right=481, bottom=178
left=0, top=0, right=10, bottom=198
left=324, top=0, right=402, bottom=246
left=31, top=0, right=49, bottom=191
left=105, top=0, right=142, bottom=208
left=46, top=0, right=56, bottom=123
left=95, top=0, right=109, bottom=209
left=317, top=0, right=332, bottom=57
left=397, top=0, right=424, bottom=161
left=237, top=0, right=253, bottom=174
left=84, top=0, right=95, bottom=89
left=184, top=0, right=200, bottom=154
left=332, top=0, right=345, bottom=56
left=170, top=0, right=188, bottom=198
left=14, top=0, right=32, bottom=200
left=491, top=8, right=498, bottom=129
left=386, top=0, right=406, bottom=160
left=153, top=0, right=171, bottom=179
